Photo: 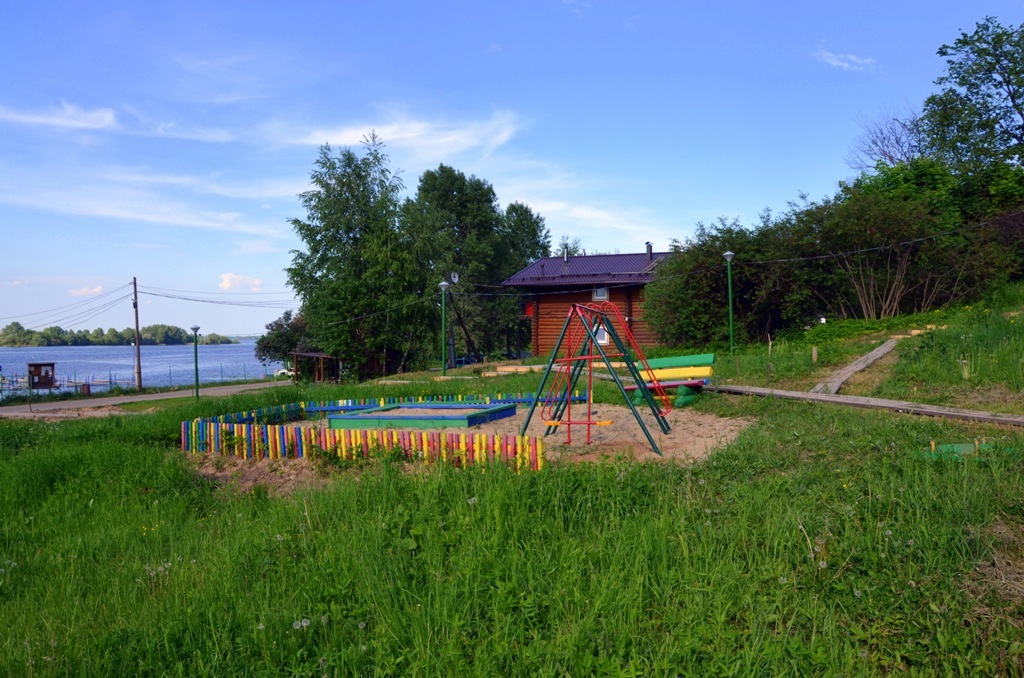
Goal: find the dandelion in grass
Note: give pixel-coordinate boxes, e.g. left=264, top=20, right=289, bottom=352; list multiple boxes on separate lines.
left=885, top=530, right=892, bottom=537
left=907, top=539, right=914, bottom=546
left=276, top=534, right=284, bottom=541
left=467, top=497, right=478, bottom=506
left=698, top=478, right=705, bottom=486
left=257, top=623, right=265, bottom=630
left=779, top=576, right=787, bottom=584
left=854, top=590, right=862, bottom=598
left=818, top=561, right=827, bottom=569
left=292, top=621, right=302, bottom=630
left=358, top=622, right=366, bottom=630
left=301, top=618, right=310, bottom=628
left=705, top=520, right=711, bottom=526
left=321, top=615, right=328, bottom=624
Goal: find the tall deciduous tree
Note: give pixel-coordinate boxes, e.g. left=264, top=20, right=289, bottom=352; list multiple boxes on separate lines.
left=287, top=136, right=428, bottom=379
left=922, top=16, right=1024, bottom=173
left=410, top=166, right=550, bottom=359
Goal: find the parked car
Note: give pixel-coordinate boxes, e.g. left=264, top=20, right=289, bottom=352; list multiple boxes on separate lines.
left=273, top=368, right=294, bottom=378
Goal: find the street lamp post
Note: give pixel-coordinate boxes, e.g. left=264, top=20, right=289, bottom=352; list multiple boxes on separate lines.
left=439, top=282, right=450, bottom=376
left=723, top=251, right=735, bottom=353
left=190, top=325, right=200, bottom=400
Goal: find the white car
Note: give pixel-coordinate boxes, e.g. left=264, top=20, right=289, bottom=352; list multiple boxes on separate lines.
left=273, top=368, right=294, bottom=378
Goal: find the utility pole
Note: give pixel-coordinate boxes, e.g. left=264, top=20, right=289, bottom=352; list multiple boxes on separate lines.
left=133, top=277, right=143, bottom=391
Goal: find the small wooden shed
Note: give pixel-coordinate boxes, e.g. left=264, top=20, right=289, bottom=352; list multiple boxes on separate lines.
left=290, top=352, right=341, bottom=383
left=28, top=362, right=56, bottom=390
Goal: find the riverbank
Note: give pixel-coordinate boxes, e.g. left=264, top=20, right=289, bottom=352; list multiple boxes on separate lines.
left=0, top=379, right=293, bottom=419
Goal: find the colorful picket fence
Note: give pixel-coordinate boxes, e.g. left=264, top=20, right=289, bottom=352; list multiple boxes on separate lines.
left=180, top=421, right=544, bottom=470
left=179, top=392, right=565, bottom=471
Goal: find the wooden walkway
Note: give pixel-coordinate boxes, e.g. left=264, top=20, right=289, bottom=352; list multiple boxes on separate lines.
left=708, top=384, right=1024, bottom=427
left=810, top=338, right=899, bottom=394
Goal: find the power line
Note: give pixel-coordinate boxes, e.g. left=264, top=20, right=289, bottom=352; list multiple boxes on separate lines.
left=0, top=283, right=133, bottom=322
left=138, top=289, right=299, bottom=309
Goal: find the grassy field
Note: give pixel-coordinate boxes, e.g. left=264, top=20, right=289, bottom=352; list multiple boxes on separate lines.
left=3, top=289, right=1024, bottom=675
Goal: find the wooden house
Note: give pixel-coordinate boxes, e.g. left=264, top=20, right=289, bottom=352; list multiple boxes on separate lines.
left=502, top=244, right=670, bottom=355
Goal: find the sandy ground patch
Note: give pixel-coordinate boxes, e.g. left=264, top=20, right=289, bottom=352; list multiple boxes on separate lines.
left=189, top=403, right=754, bottom=495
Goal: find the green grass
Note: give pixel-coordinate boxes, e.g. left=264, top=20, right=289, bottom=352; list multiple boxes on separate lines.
left=5, top=289, right=1024, bottom=674
left=3, top=391, right=1024, bottom=674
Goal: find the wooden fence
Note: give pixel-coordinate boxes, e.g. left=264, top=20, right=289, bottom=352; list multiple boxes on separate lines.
left=180, top=392, right=566, bottom=471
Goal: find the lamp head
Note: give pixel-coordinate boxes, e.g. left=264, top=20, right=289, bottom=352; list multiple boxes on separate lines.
left=723, top=251, right=734, bottom=263
left=439, top=281, right=449, bottom=292
left=190, top=325, right=200, bottom=334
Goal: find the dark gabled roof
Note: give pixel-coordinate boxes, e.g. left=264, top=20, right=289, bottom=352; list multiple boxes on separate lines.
left=502, top=251, right=671, bottom=288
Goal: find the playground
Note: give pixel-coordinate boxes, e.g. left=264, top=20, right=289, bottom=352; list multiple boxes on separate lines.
left=189, top=404, right=752, bottom=495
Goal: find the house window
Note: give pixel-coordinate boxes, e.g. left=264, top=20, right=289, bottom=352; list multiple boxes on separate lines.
left=593, top=286, right=608, bottom=301
left=594, top=326, right=609, bottom=345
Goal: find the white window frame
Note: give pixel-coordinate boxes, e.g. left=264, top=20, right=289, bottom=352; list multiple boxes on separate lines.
left=594, top=326, right=609, bottom=345
left=593, top=286, right=608, bottom=301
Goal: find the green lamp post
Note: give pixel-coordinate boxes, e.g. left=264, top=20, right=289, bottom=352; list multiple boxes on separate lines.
left=439, top=281, right=449, bottom=376
left=723, top=251, right=735, bottom=352
left=190, top=325, right=200, bottom=400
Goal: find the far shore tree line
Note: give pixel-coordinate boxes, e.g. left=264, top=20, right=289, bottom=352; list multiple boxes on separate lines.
left=260, top=16, right=1024, bottom=377
left=0, top=322, right=237, bottom=348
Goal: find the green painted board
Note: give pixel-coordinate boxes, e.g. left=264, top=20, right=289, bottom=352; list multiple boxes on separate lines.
left=643, top=353, right=716, bottom=369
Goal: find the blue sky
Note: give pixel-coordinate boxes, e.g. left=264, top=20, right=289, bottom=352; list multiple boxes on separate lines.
left=1, top=1, right=1021, bottom=335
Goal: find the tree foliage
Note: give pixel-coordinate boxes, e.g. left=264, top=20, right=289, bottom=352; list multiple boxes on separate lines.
left=922, top=16, right=1024, bottom=173
left=645, top=159, right=1018, bottom=346
left=284, top=141, right=550, bottom=379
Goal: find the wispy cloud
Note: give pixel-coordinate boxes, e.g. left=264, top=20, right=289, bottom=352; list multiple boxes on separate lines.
left=0, top=182, right=283, bottom=236
left=104, top=166, right=306, bottom=199
left=10, top=279, right=30, bottom=287
left=69, top=285, right=103, bottom=297
left=562, top=0, right=592, bottom=15
left=219, top=273, right=262, bottom=292
left=288, top=111, right=519, bottom=160
left=0, top=101, right=117, bottom=129
left=173, top=53, right=278, bottom=105
left=233, top=239, right=285, bottom=256
left=813, top=49, right=875, bottom=72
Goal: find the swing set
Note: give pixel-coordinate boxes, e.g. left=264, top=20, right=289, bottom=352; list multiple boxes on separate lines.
left=520, top=302, right=674, bottom=456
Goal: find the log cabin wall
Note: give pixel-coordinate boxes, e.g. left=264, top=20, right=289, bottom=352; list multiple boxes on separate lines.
left=529, top=285, right=660, bottom=355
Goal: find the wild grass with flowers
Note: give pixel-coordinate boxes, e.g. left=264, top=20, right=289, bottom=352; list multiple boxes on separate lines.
left=3, top=288, right=1024, bottom=674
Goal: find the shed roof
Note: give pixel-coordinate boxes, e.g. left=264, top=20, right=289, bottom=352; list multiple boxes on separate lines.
left=502, top=251, right=671, bottom=288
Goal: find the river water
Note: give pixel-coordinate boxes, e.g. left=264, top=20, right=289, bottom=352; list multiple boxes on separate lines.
left=0, top=341, right=283, bottom=396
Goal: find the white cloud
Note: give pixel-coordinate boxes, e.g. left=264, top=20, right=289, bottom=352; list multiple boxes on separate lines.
left=288, top=110, right=519, bottom=161
left=219, top=273, right=263, bottom=292
left=10, top=279, right=30, bottom=287
left=813, top=49, right=875, bottom=72
left=0, top=182, right=284, bottom=237
left=69, top=285, right=103, bottom=297
left=0, top=101, right=117, bottom=129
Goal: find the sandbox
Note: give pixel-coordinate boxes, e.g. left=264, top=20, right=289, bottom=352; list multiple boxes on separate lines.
left=328, top=402, right=517, bottom=430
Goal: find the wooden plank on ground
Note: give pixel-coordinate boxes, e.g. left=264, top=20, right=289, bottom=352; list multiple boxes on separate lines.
left=708, top=384, right=1024, bottom=427
left=495, top=365, right=547, bottom=373
left=810, top=339, right=898, bottom=394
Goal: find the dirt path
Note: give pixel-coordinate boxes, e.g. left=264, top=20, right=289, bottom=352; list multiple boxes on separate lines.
left=0, top=380, right=292, bottom=419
